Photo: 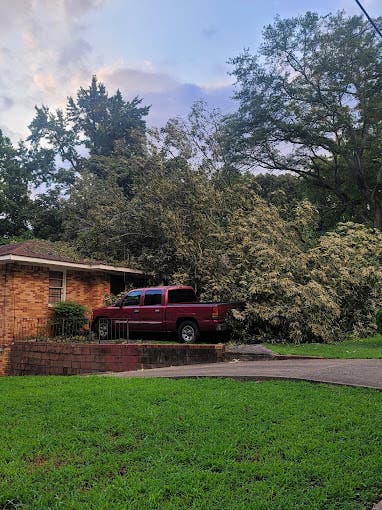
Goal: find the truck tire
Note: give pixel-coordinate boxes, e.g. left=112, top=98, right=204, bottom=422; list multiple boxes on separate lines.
left=93, top=318, right=110, bottom=341
left=177, top=320, right=199, bottom=343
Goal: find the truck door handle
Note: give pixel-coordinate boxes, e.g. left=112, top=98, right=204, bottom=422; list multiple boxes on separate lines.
left=154, top=309, right=160, bottom=312
left=134, top=310, right=139, bottom=313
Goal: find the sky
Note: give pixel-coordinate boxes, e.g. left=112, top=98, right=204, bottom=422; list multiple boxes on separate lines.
left=1, top=0, right=381, bottom=142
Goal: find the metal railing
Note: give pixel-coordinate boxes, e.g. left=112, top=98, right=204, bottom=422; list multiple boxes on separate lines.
left=9, top=318, right=129, bottom=343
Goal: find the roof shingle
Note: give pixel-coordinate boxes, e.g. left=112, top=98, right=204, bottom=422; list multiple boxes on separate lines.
left=0, top=240, right=93, bottom=264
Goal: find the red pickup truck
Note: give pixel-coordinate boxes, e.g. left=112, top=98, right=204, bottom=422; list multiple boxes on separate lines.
left=92, top=285, right=240, bottom=343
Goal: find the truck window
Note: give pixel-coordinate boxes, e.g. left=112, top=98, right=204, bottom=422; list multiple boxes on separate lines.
left=168, top=289, right=197, bottom=303
left=143, top=290, right=162, bottom=306
left=121, top=291, right=141, bottom=306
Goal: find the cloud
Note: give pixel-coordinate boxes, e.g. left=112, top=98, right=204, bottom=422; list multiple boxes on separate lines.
left=33, top=72, right=57, bottom=93
left=0, top=96, right=14, bottom=111
left=0, top=0, right=33, bottom=32
left=146, top=83, right=235, bottom=126
left=202, top=27, right=218, bottom=38
left=0, top=0, right=103, bottom=139
left=99, top=66, right=179, bottom=95
left=0, top=123, right=24, bottom=141
left=62, top=0, right=104, bottom=19
left=0, top=1, right=235, bottom=138
left=0, top=47, right=12, bottom=63
left=99, top=65, right=235, bottom=126
left=58, top=38, right=93, bottom=69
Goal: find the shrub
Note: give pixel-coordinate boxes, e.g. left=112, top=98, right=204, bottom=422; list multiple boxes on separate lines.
left=50, top=301, right=88, bottom=337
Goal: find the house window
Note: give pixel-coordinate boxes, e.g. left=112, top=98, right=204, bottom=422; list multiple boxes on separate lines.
left=49, top=271, right=65, bottom=305
left=110, top=274, right=126, bottom=296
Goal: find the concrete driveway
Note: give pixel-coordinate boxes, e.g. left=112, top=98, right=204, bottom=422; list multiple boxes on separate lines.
left=107, top=358, right=382, bottom=390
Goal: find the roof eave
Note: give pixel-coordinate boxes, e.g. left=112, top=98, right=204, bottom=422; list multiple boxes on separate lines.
left=0, top=254, right=144, bottom=275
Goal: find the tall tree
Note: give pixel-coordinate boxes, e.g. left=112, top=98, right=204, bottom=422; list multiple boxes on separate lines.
left=0, top=130, right=31, bottom=237
left=158, top=100, right=230, bottom=176
left=0, top=130, right=56, bottom=239
left=67, top=76, right=149, bottom=157
left=225, top=12, right=382, bottom=228
left=28, top=76, right=150, bottom=172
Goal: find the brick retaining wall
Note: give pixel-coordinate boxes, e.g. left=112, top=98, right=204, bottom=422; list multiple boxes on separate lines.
left=5, top=342, right=225, bottom=376
left=0, top=345, right=11, bottom=376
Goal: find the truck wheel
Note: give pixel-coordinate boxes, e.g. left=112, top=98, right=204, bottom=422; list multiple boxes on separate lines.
left=178, top=320, right=199, bottom=343
left=94, top=318, right=110, bottom=341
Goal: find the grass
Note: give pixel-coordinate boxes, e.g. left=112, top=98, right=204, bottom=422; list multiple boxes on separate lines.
left=264, top=334, right=382, bottom=359
left=1, top=377, right=382, bottom=509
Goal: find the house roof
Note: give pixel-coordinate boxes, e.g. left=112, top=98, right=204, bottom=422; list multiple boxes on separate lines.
left=0, top=240, right=81, bottom=263
left=0, top=240, right=143, bottom=274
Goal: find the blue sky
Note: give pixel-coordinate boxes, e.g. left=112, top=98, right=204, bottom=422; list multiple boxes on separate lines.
left=0, top=0, right=381, bottom=140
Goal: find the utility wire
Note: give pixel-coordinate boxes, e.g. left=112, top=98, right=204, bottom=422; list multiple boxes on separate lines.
left=355, top=0, right=382, bottom=39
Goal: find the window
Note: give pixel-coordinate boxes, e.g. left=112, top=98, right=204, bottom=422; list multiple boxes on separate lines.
left=121, top=291, right=141, bottom=306
left=143, top=290, right=162, bottom=306
left=48, top=271, right=65, bottom=305
left=168, top=289, right=197, bottom=303
left=110, top=274, right=126, bottom=295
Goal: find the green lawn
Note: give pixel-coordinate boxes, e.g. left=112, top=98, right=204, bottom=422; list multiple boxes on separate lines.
left=264, top=334, right=382, bottom=359
left=1, top=377, right=382, bottom=509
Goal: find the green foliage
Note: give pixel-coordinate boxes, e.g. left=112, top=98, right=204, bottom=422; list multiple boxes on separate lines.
left=0, top=130, right=32, bottom=238
left=50, top=301, right=87, bottom=322
left=30, top=189, right=64, bottom=241
left=123, top=161, right=227, bottom=290
left=226, top=11, right=382, bottom=228
left=62, top=172, right=130, bottom=262
left=308, top=223, right=382, bottom=338
left=29, top=76, right=149, bottom=169
left=28, top=105, right=81, bottom=171
left=205, top=215, right=382, bottom=343
left=375, top=310, right=382, bottom=334
left=68, top=76, right=149, bottom=157
left=50, top=301, right=88, bottom=337
left=0, top=125, right=65, bottom=240
left=203, top=193, right=340, bottom=343
left=158, top=100, right=231, bottom=177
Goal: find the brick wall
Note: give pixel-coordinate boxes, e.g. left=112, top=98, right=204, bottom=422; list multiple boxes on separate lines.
left=66, top=270, right=110, bottom=317
left=5, top=343, right=225, bottom=376
left=0, top=345, right=11, bottom=376
left=0, top=266, right=6, bottom=342
left=0, top=264, right=22, bottom=344
left=13, top=263, right=50, bottom=320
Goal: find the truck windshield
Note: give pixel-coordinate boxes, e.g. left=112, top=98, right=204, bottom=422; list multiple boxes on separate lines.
left=168, top=289, right=197, bottom=303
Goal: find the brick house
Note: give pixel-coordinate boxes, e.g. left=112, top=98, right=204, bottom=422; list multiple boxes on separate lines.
left=0, top=240, right=144, bottom=345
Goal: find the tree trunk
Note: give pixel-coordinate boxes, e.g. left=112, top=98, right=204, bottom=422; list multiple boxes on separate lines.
left=373, top=199, right=382, bottom=231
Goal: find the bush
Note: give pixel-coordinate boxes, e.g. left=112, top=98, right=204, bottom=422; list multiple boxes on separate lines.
left=376, top=310, right=382, bottom=334
left=50, top=301, right=88, bottom=337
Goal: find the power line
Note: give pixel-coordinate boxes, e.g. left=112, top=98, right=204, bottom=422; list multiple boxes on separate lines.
left=355, top=0, right=382, bottom=39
